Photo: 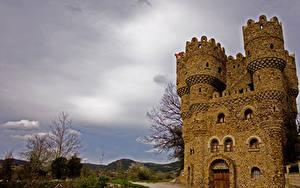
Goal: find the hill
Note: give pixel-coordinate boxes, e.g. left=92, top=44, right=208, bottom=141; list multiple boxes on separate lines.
left=84, top=159, right=181, bottom=173
left=0, top=158, right=181, bottom=173
left=0, top=158, right=27, bottom=166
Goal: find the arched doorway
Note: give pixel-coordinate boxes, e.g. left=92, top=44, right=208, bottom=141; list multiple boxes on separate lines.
left=210, top=159, right=229, bottom=188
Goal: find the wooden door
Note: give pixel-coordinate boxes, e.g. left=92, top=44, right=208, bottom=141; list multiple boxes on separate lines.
left=213, top=170, right=229, bottom=188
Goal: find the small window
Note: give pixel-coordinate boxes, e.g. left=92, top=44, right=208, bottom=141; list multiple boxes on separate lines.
left=206, top=62, right=209, bottom=67
left=238, top=64, right=240, bottom=67
left=248, top=50, right=250, bottom=56
left=251, top=167, right=261, bottom=179
left=239, top=89, right=244, bottom=94
left=249, top=138, right=259, bottom=149
left=198, top=44, right=202, bottom=48
left=199, top=88, right=201, bottom=92
left=233, top=65, right=235, bottom=69
left=190, top=148, right=194, bottom=155
left=224, top=138, right=233, bottom=152
left=211, top=139, right=219, bottom=153
left=270, top=43, right=274, bottom=49
left=217, top=113, right=225, bottom=123
left=260, top=24, right=263, bottom=29
left=218, top=67, right=222, bottom=74
left=258, top=75, right=261, bottom=81
left=244, top=109, right=253, bottom=120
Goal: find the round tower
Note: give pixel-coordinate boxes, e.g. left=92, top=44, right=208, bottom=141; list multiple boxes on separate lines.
left=176, top=36, right=227, bottom=119
left=243, top=15, right=287, bottom=93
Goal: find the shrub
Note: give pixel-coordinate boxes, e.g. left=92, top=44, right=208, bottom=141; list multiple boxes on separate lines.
left=51, top=157, right=68, bottom=179
left=75, top=175, right=108, bottom=188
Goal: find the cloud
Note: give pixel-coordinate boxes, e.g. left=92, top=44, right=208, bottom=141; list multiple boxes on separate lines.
left=153, top=74, right=167, bottom=85
left=11, top=132, right=49, bottom=140
left=145, top=148, right=160, bottom=153
left=136, top=136, right=157, bottom=145
left=137, top=0, right=152, bottom=6
left=2, top=120, right=39, bottom=130
left=69, top=129, right=81, bottom=135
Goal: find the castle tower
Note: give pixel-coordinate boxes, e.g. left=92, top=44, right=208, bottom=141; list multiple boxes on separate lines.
left=176, top=15, right=298, bottom=188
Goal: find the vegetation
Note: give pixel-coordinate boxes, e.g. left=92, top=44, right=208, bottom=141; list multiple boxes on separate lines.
left=0, top=111, right=179, bottom=187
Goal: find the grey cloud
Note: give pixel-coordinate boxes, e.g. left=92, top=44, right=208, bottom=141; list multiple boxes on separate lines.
left=153, top=75, right=167, bottom=85
left=137, top=0, right=152, bottom=7
left=0, top=0, right=299, bottom=163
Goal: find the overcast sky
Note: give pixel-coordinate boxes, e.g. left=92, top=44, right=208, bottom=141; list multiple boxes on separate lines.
left=0, top=0, right=299, bottom=164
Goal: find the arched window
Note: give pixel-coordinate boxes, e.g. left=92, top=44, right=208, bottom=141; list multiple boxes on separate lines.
left=251, top=167, right=261, bottom=179
left=211, top=139, right=219, bottom=153
left=217, top=113, right=225, bottom=123
left=244, top=109, right=253, bottom=120
left=249, top=138, right=259, bottom=149
left=206, top=62, right=209, bottom=67
left=224, top=138, right=233, bottom=152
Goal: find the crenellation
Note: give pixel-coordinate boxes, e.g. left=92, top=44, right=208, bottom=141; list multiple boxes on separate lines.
left=177, top=15, right=299, bottom=188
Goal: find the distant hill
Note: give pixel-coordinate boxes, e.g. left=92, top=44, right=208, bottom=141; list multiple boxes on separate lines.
left=0, top=158, right=181, bottom=173
left=83, top=159, right=181, bottom=173
left=0, top=158, right=27, bottom=166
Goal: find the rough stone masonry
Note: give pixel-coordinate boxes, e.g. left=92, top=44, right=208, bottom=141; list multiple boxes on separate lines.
left=176, top=15, right=299, bottom=188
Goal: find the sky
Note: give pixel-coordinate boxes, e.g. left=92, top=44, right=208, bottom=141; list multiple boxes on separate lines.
left=0, top=0, right=300, bottom=164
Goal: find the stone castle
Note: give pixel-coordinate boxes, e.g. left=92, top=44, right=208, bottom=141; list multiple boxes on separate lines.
left=175, top=15, right=299, bottom=187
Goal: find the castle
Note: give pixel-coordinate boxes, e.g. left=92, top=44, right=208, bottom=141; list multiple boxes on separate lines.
left=176, top=15, right=299, bottom=187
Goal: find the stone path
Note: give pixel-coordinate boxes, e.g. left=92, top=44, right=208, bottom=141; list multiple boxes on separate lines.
left=132, top=182, right=186, bottom=188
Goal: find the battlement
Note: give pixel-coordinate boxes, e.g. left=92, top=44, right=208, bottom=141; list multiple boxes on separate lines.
left=227, top=53, right=245, bottom=65
left=184, top=36, right=227, bottom=63
left=242, top=15, right=283, bottom=47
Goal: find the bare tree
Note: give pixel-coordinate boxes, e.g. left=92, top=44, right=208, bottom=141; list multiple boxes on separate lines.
left=49, top=112, right=81, bottom=158
left=22, top=134, right=53, bottom=174
left=146, top=82, right=184, bottom=165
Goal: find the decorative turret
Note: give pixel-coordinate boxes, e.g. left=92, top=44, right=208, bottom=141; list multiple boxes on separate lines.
left=243, top=15, right=287, bottom=94
left=176, top=36, right=227, bottom=114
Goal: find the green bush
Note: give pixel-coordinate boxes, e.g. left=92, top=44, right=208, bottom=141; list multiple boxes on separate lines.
left=128, top=166, right=154, bottom=181
left=75, top=175, right=108, bottom=188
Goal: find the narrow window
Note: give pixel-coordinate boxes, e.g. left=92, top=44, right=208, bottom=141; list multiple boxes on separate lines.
left=217, top=113, right=225, bottom=123
left=233, top=65, right=235, bottom=69
left=258, top=75, right=261, bottom=81
left=190, top=148, right=194, bottom=155
left=211, top=139, right=219, bottom=153
left=224, top=138, right=233, bottom=152
left=248, top=50, right=251, bottom=56
left=199, top=88, right=201, bottom=92
left=249, top=138, right=259, bottom=149
left=244, top=109, right=253, bottom=120
left=238, top=64, right=240, bottom=67
left=251, top=167, right=261, bottom=179
left=260, top=24, right=263, bottom=29
left=218, top=67, right=222, bottom=73
left=206, top=62, right=209, bottom=67
left=270, top=43, right=274, bottom=49
left=198, top=44, right=202, bottom=48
